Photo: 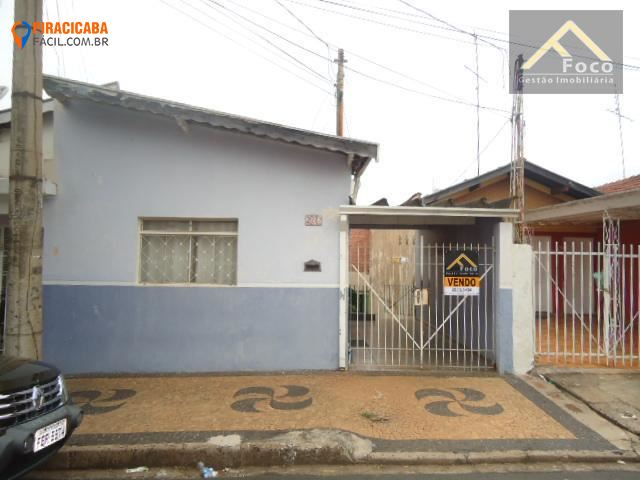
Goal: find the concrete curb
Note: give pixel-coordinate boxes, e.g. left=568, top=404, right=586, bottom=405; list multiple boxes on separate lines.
left=46, top=444, right=640, bottom=470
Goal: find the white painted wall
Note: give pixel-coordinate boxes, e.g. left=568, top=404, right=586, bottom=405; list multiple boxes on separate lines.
left=43, top=99, right=351, bottom=285
left=495, top=222, right=535, bottom=374
left=511, top=243, right=535, bottom=373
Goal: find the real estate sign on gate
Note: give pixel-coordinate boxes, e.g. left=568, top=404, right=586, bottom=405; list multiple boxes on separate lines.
left=444, top=250, right=480, bottom=296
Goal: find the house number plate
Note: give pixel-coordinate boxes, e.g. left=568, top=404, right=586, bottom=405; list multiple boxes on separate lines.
left=305, top=214, right=323, bottom=226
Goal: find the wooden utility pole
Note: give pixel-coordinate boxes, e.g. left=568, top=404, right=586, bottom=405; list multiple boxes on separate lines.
left=335, top=48, right=345, bottom=136
left=5, top=0, right=44, bottom=359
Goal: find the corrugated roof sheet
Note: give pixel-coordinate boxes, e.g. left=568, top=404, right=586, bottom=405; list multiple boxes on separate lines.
left=42, top=76, right=378, bottom=176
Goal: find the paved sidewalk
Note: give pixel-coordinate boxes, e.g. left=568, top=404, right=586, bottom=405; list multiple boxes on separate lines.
left=541, top=370, right=640, bottom=436
left=44, top=372, right=640, bottom=470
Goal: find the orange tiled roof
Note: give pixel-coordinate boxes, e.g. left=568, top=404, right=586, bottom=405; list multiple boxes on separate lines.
left=597, top=174, right=640, bottom=194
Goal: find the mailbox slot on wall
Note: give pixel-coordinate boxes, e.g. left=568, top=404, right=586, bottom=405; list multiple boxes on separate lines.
left=304, top=260, right=321, bottom=272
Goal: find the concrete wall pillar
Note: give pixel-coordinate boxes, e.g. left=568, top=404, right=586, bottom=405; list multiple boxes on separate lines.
left=338, top=214, right=348, bottom=369
left=494, top=222, right=534, bottom=374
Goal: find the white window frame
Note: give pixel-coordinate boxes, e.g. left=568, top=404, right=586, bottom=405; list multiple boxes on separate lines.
left=137, top=218, right=239, bottom=286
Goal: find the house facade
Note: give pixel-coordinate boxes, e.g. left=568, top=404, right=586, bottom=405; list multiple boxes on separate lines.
left=1, top=76, right=378, bottom=374
left=0, top=78, right=537, bottom=376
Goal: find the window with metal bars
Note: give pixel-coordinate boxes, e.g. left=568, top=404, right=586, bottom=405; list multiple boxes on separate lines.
left=139, top=219, right=238, bottom=285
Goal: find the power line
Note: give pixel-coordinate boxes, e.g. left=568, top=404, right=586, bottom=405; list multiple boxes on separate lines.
left=611, top=88, right=628, bottom=179
left=298, top=0, right=640, bottom=76
left=398, top=0, right=640, bottom=72
left=343, top=48, right=468, bottom=101
left=311, top=0, right=497, bottom=47
left=215, top=1, right=510, bottom=113
left=225, top=0, right=466, bottom=100
left=66, top=0, right=89, bottom=82
left=160, top=0, right=333, bottom=96
left=54, top=0, right=67, bottom=75
left=189, top=0, right=325, bottom=85
left=176, top=0, right=495, bottom=114
left=449, top=118, right=511, bottom=184
left=203, top=0, right=331, bottom=82
left=344, top=64, right=510, bottom=115
left=274, top=0, right=329, bottom=50
left=287, top=0, right=640, bottom=71
left=272, top=0, right=335, bottom=85
left=397, top=0, right=503, bottom=51
left=43, top=1, right=62, bottom=77
left=281, top=0, right=481, bottom=47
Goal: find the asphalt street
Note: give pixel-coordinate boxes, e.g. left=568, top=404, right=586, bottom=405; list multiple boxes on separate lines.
left=247, top=472, right=640, bottom=480
left=26, top=467, right=640, bottom=480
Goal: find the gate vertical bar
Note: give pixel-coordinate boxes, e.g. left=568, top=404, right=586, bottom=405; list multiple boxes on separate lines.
left=546, top=241, right=551, bottom=361
left=563, top=241, right=568, bottom=364
left=420, top=235, right=424, bottom=367
left=588, top=241, right=593, bottom=363
left=536, top=241, right=541, bottom=357
left=553, top=242, right=560, bottom=363
left=571, top=241, right=576, bottom=363
left=442, top=243, right=446, bottom=367
left=622, top=243, right=627, bottom=366
left=579, top=241, right=584, bottom=364
left=356, top=245, right=361, bottom=364
left=597, top=242, right=602, bottom=365
left=631, top=244, right=635, bottom=366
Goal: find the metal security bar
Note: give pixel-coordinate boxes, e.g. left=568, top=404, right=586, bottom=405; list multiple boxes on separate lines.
left=348, top=237, right=495, bottom=370
left=533, top=241, right=640, bottom=367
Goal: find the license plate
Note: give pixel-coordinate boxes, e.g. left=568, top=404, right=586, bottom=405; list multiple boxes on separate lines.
left=34, top=418, right=67, bottom=453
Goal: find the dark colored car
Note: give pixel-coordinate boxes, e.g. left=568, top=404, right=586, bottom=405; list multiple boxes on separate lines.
left=0, top=355, right=82, bottom=479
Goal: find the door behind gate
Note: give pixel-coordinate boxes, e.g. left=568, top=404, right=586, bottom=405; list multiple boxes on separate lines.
left=348, top=237, right=496, bottom=370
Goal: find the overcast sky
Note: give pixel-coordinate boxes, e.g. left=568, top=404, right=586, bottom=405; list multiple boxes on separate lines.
left=1, top=0, right=638, bottom=205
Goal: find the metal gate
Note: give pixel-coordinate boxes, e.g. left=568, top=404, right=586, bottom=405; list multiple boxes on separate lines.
left=533, top=240, right=640, bottom=367
left=348, top=235, right=495, bottom=370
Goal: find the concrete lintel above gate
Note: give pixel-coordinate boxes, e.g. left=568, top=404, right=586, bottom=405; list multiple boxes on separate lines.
left=339, top=205, right=518, bottom=228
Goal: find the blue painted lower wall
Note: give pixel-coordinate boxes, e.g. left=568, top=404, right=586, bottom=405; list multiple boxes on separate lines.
left=495, top=287, right=513, bottom=373
left=43, top=285, right=339, bottom=374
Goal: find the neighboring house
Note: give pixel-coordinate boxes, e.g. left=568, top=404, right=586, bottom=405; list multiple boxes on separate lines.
left=596, top=174, right=640, bottom=245
left=598, top=174, right=640, bottom=194
left=421, top=161, right=602, bottom=309
left=422, top=160, right=600, bottom=212
left=0, top=76, right=378, bottom=374
left=527, top=184, right=640, bottom=368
